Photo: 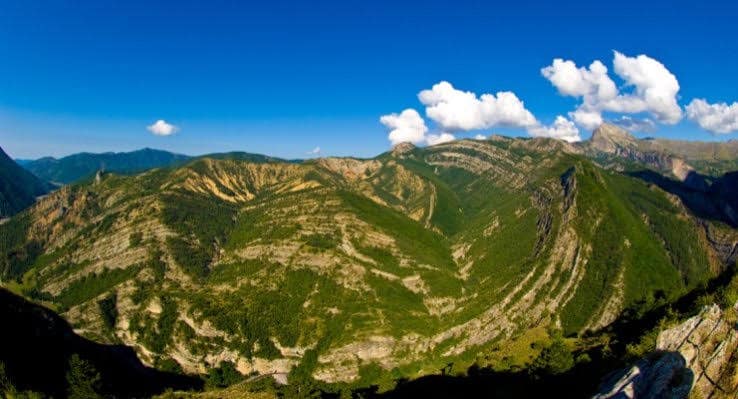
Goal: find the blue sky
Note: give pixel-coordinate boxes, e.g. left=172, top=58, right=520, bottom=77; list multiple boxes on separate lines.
left=2, top=0, right=738, bottom=159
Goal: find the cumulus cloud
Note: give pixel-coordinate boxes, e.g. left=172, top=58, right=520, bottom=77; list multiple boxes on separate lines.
left=541, top=51, right=682, bottom=131
left=414, top=81, right=580, bottom=142
left=609, top=116, right=657, bottom=133
left=474, top=134, right=487, bottom=140
left=418, top=81, right=538, bottom=131
left=686, top=99, right=738, bottom=134
left=147, top=119, right=178, bottom=136
left=380, top=109, right=429, bottom=145
left=379, top=109, right=457, bottom=146
left=613, top=52, right=682, bottom=124
left=528, top=116, right=581, bottom=142
left=542, top=59, right=617, bottom=99
left=426, top=132, right=456, bottom=145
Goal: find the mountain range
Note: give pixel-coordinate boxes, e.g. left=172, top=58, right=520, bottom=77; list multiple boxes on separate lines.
left=1, top=124, right=738, bottom=398
left=20, top=148, right=192, bottom=185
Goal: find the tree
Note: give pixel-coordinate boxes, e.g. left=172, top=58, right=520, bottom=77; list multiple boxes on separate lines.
left=205, top=361, right=243, bottom=389
left=66, top=354, right=102, bottom=399
left=531, top=338, right=574, bottom=376
left=97, top=293, right=118, bottom=330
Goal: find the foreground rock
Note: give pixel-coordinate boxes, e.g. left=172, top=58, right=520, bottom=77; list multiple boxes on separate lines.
left=595, top=304, right=738, bottom=399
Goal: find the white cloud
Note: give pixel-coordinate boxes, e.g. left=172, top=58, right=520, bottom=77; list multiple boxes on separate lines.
left=307, top=146, right=321, bottom=155
left=528, top=116, right=581, bottom=142
left=570, top=108, right=604, bottom=130
left=612, top=51, right=682, bottom=124
left=413, top=81, right=580, bottom=142
left=686, top=99, right=738, bottom=134
left=379, top=109, right=457, bottom=146
left=380, top=108, right=429, bottom=145
left=542, top=59, right=617, bottom=99
left=609, top=116, right=657, bottom=133
left=147, top=119, right=178, bottom=136
left=418, top=81, right=537, bottom=131
left=542, top=52, right=682, bottom=131
left=474, top=134, right=487, bottom=140
left=426, top=132, right=456, bottom=145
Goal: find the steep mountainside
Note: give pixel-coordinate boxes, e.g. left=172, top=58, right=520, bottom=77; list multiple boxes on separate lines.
left=22, top=148, right=192, bottom=184
left=0, top=287, right=201, bottom=397
left=1, top=136, right=730, bottom=391
left=0, top=146, right=49, bottom=218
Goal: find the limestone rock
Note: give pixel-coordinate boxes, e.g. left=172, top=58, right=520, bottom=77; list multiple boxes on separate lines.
left=595, top=304, right=738, bottom=399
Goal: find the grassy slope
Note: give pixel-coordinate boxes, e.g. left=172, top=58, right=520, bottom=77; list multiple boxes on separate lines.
left=0, top=140, right=720, bottom=390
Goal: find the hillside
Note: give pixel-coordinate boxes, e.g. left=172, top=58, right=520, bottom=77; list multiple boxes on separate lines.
left=22, top=148, right=192, bottom=184
left=0, top=146, right=50, bottom=218
left=0, top=287, right=201, bottom=397
left=2, top=133, right=733, bottom=395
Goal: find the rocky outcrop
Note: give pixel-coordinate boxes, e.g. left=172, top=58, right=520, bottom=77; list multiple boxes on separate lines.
left=594, top=351, right=693, bottom=399
left=391, top=142, right=416, bottom=157
left=595, top=304, right=738, bottom=399
left=586, top=124, right=703, bottom=187
left=589, top=124, right=640, bottom=154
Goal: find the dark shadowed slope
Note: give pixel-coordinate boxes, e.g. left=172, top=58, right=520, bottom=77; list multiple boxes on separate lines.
left=0, top=288, right=202, bottom=397
left=0, top=146, right=49, bottom=218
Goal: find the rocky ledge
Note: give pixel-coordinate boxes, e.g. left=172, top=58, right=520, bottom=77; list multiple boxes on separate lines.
left=595, top=304, right=738, bottom=399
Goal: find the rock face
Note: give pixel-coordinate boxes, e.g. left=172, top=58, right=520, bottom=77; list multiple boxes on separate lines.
left=586, top=124, right=701, bottom=185
left=657, top=305, right=738, bottom=398
left=594, top=352, right=693, bottom=399
left=595, top=304, right=738, bottom=399
left=391, top=142, right=416, bottom=157
left=589, top=123, right=640, bottom=154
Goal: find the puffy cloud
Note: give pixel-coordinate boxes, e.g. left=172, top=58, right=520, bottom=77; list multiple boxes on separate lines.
left=609, top=116, right=656, bottom=133
left=542, top=59, right=617, bottom=99
left=541, top=52, right=682, bottom=130
left=418, top=81, right=537, bottom=131
left=415, top=81, right=579, bottom=142
left=147, top=119, right=178, bottom=136
left=570, top=108, right=604, bottom=130
left=426, top=132, right=456, bottom=146
left=612, top=51, right=682, bottom=124
left=380, top=108, right=429, bottom=145
left=686, top=99, right=738, bottom=134
left=379, top=109, right=457, bottom=146
left=474, top=134, right=487, bottom=140
left=382, top=81, right=582, bottom=145
left=528, top=116, right=581, bottom=142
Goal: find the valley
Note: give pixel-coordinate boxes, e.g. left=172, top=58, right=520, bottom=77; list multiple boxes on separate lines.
left=2, top=124, right=738, bottom=397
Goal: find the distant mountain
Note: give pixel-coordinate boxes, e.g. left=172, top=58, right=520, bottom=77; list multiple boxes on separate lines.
left=584, top=123, right=738, bottom=178
left=22, top=148, right=192, bottom=184
left=0, top=146, right=50, bottom=218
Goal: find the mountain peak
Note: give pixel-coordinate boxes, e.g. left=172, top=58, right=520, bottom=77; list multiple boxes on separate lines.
left=590, top=123, right=637, bottom=153
left=391, top=142, right=416, bottom=157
